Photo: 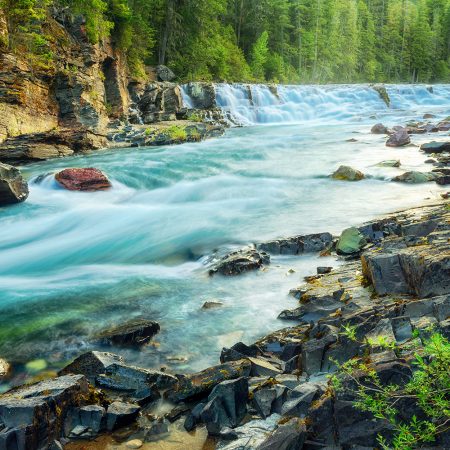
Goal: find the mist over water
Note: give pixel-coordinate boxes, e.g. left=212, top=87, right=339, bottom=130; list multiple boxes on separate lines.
left=0, top=84, right=449, bottom=386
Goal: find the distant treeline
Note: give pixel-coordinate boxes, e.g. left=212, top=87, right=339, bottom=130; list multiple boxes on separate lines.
left=1, top=0, right=449, bottom=83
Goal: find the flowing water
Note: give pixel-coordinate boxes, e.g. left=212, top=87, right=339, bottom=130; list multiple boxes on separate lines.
left=1, top=84, right=449, bottom=390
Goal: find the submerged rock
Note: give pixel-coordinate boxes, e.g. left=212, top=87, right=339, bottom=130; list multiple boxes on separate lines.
left=201, top=301, right=224, bottom=310
left=97, top=319, right=160, bottom=347
left=376, top=159, right=400, bottom=168
left=336, top=227, right=367, bottom=255
left=331, top=165, right=364, bottom=181
left=420, top=141, right=450, bottom=153
left=209, top=248, right=270, bottom=276
left=386, top=129, right=410, bottom=147
left=371, top=123, right=389, bottom=134
left=392, top=171, right=437, bottom=183
left=55, top=168, right=111, bottom=191
left=0, top=163, right=29, bottom=205
left=372, top=84, right=390, bottom=107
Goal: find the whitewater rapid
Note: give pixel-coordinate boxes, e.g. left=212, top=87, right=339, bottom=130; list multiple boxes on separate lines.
left=0, top=83, right=449, bottom=390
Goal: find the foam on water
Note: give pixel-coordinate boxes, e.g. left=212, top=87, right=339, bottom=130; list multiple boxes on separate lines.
left=1, top=83, right=449, bottom=383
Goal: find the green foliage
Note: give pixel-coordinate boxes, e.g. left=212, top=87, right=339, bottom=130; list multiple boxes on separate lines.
left=1, top=0, right=449, bottom=82
left=332, top=332, right=450, bottom=449
left=165, top=125, right=187, bottom=141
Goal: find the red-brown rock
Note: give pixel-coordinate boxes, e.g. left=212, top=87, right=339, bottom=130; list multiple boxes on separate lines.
left=55, top=168, right=111, bottom=191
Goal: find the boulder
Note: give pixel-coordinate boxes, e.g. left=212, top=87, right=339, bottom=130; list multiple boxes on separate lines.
left=201, top=377, right=248, bottom=435
left=0, top=163, right=29, bottom=205
left=166, top=359, right=251, bottom=402
left=55, top=168, right=111, bottom=191
left=77, top=405, right=106, bottom=434
left=372, top=84, right=390, bottom=107
left=248, top=357, right=282, bottom=377
left=0, top=375, right=90, bottom=449
left=59, top=351, right=124, bottom=381
left=184, top=82, right=216, bottom=109
left=392, top=171, right=437, bottom=183
left=436, top=175, right=450, bottom=185
left=156, top=65, right=176, bottom=82
left=106, top=402, right=140, bottom=431
left=209, top=248, right=270, bottom=276
left=220, top=342, right=262, bottom=363
left=256, top=417, right=306, bottom=450
left=183, top=402, right=205, bottom=432
left=371, top=123, right=389, bottom=134
left=336, top=227, right=367, bottom=255
left=386, top=129, right=410, bottom=147
left=420, top=141, right=450, bottom=154
left=97, top=319, right=160, bottom=347
left=331, top=165, right=364, bottom=181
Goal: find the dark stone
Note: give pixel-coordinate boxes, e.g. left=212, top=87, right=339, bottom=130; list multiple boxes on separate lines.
left=257, top=232, right=333, bottom=255
left=106, top=402, right=140, bottom=431
left=371, top=123, right=389, bottom=134
left=184, top=82, right=216, bottom=109
left=78, top=405, right=106, bottom=434
left=248, top=357, right=282, bottom=377
left=372, top=85, right=390, bottom=107
left=0, top=163, right=28, bottom=205
left=386, top=129, right=410, bottom=147
left=166, top=359, right=251, bottom=402
left=317, top=266, right=332, bottom=275
left=436, top=175, right=450, bottom=185
left=97, top=319, right=160, bottom=347
left=209, top=248, right=270, bottom=276
left=256, top=417, right=307, bottom=450
left=156, top=65, right=176, bottom=82
left=420, top=141, right=450, bottom=154
left=392, top=171, right=436, bottom=183
left=281, top=382, right=324, bottom=417
left=59, top=351, right=124, bottom=382
left=55, top=168, right=111, bottom=191
left=183, top=402, right=205, bottom=432
left=220, top=342, right=262, bottom=363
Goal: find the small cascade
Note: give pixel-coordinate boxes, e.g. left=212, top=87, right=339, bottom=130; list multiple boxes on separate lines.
left=181, top=83, right=450, bottom=126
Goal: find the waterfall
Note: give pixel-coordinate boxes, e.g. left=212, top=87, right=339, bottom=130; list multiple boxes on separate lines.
left=181, top=83, right=450, bottom=126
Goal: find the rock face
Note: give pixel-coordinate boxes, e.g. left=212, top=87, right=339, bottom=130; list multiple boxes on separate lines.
left=55, top=168, right=111, bottom=191
left=97, top=319, right=160, bottom=347
left=336, top=227, right=367, bottom=255
left=371, top=123, right=389, bottom=134
left=209, top=248, right=270, bottom=276
left=183, top=82, right=216, bottom=109
left=0, top=163, right=28, bottom=205
left=0, top=375, right=90, bottom=449
left=386, top=128, right=410, bottom=147
left=331, top=165, right=364, bottom=181
left=392, top=171, right=437, bottom=183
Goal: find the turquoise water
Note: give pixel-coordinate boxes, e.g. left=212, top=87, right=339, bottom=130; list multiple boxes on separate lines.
left=0, top=84, right=449, bottom=388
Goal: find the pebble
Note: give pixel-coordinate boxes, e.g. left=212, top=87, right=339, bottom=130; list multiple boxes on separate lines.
left=126, top=439, right=143, bottom=449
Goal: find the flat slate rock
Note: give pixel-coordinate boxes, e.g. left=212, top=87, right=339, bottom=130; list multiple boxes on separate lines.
left=97, top=319, right=160, bottom=347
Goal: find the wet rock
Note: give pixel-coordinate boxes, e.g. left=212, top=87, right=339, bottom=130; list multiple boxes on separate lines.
left=331, top=165, right=364, bottom=181
left=336, top=227, right=367, bottom=255
left=184, top=82, right=216, bottom=109
left=0, top=163, right=29, bottom=205
left=257, top=232, right=333, bottom=255
left=0, top=374, right=89, bottom=449
left=78, top=405, right=106, bottom=434
left=106, top=401, right=140, bottom=431
left=59, top=351, right=124, bottom=381
left=420, top=141, right=450, bottom=153
left=201, top=377, right=248, bottom=435
left=145, top=420, right=169, bottom=440
left=0, top=358, right=10, bottom=380
left=423, top=113, right=435, bottom=119
left=386, top=128, right=410, bottom=147
left=156, top=65, right=176, bottom=82
left=256, top=417, right=306, bottom=450
left=302, top=334, right=338, bottom=375
left=97, top=319, right=160, bottom=347
left=55, top=167, right=111, bottom=191
left=96, top=362, right=177, bottom=393
left=436, top=175, right=450, bottom=185
left=201, top=301, right=224, bottom=310
left=372, top=84, right=390, bottom=107
left=220, top=342, right=262, bottom=363
left=218, top=427, right=239, bottom=440
left=371, top=123, right=389, bottom=134
left=216, top=414, right=281, bottom=450
left=166, top=359, right=251, bottom=402
left=392, top=171, right=437, bottom=183
left=248, top=357, right=282, bottom=377
left=401, top=219, right=437, bottom=237
left=317, top=266, right=332, bottom=274
left=252, top=388, right=278, bottom=418
left=209, top=248, right=270, bottom=276
left=376, top=159, right=400, bottom=167
left=183, top=402, right=205, bottom=431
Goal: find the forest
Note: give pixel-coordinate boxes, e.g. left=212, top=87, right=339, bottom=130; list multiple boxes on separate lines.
left=1, top=0, right=450, bottom=84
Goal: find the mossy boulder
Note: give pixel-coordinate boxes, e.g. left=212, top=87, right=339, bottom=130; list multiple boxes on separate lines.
left=376, top=160, right=401, bottom=168
left=331, top=165, right=365, bottom=181
left=336, top=227, right=367, bottom=255
left=392, top=171, right=437, bottom=184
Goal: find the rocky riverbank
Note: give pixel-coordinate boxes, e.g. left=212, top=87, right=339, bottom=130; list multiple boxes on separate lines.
left=1, top=197, right=448, bottom=449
